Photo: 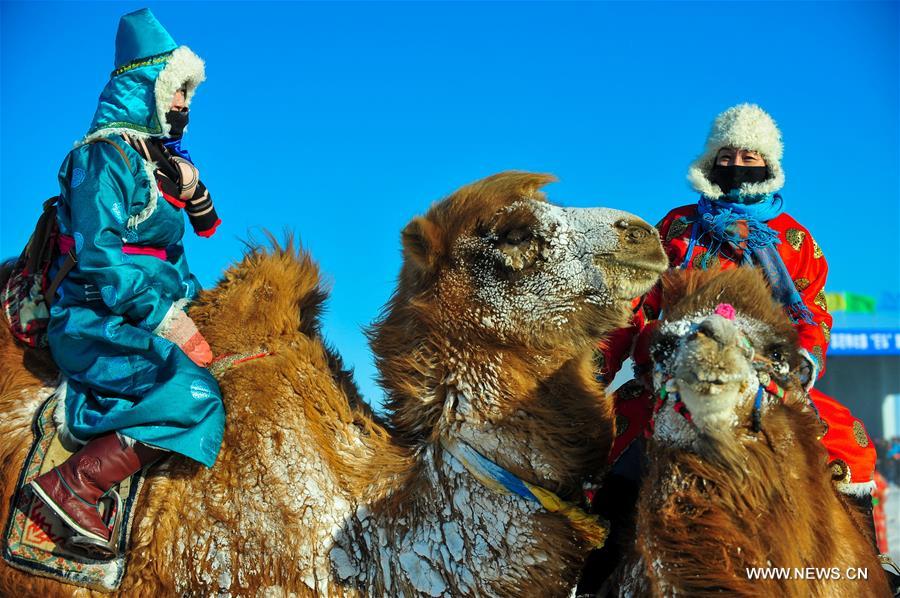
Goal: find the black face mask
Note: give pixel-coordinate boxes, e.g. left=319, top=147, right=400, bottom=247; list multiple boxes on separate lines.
left=165, top=109, right=189, bottom=139
left=709, top=164, right=769, bottom=194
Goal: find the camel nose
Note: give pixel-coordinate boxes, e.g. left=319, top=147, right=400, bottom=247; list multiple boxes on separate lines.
left=615, top=218, right=654, bottom=245
left=695, top=315, right=738, bottom=345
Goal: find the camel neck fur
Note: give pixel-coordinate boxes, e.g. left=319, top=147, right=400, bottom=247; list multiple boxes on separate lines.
left=637, top=405, right=884, bottom=596
left=254, top=334, right=603, bottom=596
left=349, top=310, right=611, bottom=595
left=373, top=288, right=612, bottom=487
left=331, top=439, right=588, bottom=596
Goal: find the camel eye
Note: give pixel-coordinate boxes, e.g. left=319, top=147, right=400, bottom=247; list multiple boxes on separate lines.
left=502, top=228, right=532, bottom=246
left=767, top=344, right=786, bottom=363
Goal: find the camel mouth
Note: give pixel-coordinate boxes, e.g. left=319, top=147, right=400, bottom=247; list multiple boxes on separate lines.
left=594, top=254, right=668, bottom=275
left=593, top=250, right=668, bottom=300
left=616, top=278, right=659, bottom=299
left=608, top=263, right=665, bottom=299
left=607, top=257, right=668, bottom=274
left=667, top=337, right=756, bottom=429
left=670, top=375, right=751, bottom=433
left=678, top=370, right=745, bottom=388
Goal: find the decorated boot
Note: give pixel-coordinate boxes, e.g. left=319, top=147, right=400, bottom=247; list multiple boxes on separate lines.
left=29, top=432, right=164, bottom=557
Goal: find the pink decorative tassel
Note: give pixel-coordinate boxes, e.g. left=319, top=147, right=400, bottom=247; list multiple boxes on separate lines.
left=714, top=303, right=736, bottom=320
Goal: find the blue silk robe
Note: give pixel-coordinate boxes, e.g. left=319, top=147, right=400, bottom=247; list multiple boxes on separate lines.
left=47, top=12, right=223, bottom=467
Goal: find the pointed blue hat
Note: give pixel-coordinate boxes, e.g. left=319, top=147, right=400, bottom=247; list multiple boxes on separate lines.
left=114, top=8, right=178, bottom=69
left=84, top=8, right=205, bottom=141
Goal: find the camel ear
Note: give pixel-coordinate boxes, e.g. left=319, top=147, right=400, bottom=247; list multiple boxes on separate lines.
left=402, top=216, right=444, bottom=273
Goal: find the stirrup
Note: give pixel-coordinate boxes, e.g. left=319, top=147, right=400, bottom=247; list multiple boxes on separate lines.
left=66, top=490, right=123, bottom=560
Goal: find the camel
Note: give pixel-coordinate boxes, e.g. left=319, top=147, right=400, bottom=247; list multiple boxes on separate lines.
left=617, top=267, right=889, bottom=597
left=0, top=171, right=667, bottom=596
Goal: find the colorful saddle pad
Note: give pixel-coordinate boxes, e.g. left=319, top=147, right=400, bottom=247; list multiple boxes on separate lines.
left=2, top=386, right=146, bottom=592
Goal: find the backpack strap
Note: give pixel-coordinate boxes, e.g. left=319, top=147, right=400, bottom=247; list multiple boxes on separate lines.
left=28, top=196, right=75, bottom=305
left=45, top=251, right=76, bottom=304
left=24, top=197, right=61, bottom=275
left=89, top=137, right=131, bottom=170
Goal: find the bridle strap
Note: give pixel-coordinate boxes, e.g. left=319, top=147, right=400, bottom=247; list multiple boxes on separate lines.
left=650, top=373, right=791, bottom=435
left=751, top=385, right=766, bottom=433
left=208, top=349, right=273, bottom=378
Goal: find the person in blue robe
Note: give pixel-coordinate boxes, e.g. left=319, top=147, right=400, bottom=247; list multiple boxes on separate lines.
left=29, top=8, right=224, bottom=558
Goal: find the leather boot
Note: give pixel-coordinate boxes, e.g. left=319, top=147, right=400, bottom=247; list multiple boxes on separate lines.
left=29, top=433, right=164, bottom=544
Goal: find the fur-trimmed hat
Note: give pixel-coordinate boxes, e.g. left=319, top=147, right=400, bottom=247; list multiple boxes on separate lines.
left=82, top=9, right=206, bottom=143
left=687, top=104, right=785, bottom=198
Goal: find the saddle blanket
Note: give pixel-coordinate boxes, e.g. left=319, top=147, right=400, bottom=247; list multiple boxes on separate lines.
left=1, top=385, right=146, bottom=592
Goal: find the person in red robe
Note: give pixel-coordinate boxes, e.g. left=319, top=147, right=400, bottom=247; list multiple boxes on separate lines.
left=603, top=103, right=875, bottom=496
left=577, top=104, right=883, bottom=595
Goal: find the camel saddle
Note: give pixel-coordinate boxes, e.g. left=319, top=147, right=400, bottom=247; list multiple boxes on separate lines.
left=1, top=383, right=147, bottom=592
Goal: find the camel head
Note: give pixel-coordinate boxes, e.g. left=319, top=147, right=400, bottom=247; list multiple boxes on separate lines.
left=630, top=272, right=887, bottom=598
left=389, top=171, right=665, bottom=347
left=371, top=171, right=666, bottom=492
left=649, top=267, right=813, bottom=449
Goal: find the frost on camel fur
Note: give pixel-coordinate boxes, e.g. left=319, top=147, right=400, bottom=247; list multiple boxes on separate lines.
left=0, top=171, right=667, bottom=597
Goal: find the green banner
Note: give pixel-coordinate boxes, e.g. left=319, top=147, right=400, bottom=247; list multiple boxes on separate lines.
left=825, top=292, right=876, bottom=314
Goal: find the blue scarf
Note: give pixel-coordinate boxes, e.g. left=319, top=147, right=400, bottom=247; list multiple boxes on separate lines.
left=163, top=138, right=192, bottom=162
left=683, top=193, right=815, bottom=325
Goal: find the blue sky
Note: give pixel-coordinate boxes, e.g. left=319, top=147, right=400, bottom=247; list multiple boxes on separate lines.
left=2, top=1, right=898, bottom=409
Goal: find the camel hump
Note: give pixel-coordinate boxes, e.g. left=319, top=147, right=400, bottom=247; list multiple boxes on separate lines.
left=190, top=234, right=328, bottom=352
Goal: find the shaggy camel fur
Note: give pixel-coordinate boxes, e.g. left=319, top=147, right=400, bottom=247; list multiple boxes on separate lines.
left=0, top=172, right=667, bottom=597
left=618, top=267, right=889, bottom=597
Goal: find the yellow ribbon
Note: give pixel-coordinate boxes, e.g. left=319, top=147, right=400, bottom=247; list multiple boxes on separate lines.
left=441, top=436, right=608, bottom=548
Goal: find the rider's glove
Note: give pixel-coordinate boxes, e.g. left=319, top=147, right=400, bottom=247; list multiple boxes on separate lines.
left=154, top=300, right=213, bottom=367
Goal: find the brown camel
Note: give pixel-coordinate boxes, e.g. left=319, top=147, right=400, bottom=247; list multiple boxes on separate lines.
left=0, top=172, right=667, bottom=596
left=618, top=267, right=889, bottom=597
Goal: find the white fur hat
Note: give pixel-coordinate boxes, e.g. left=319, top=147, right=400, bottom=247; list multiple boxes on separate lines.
left=687, top=103, right=785, bottom=198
